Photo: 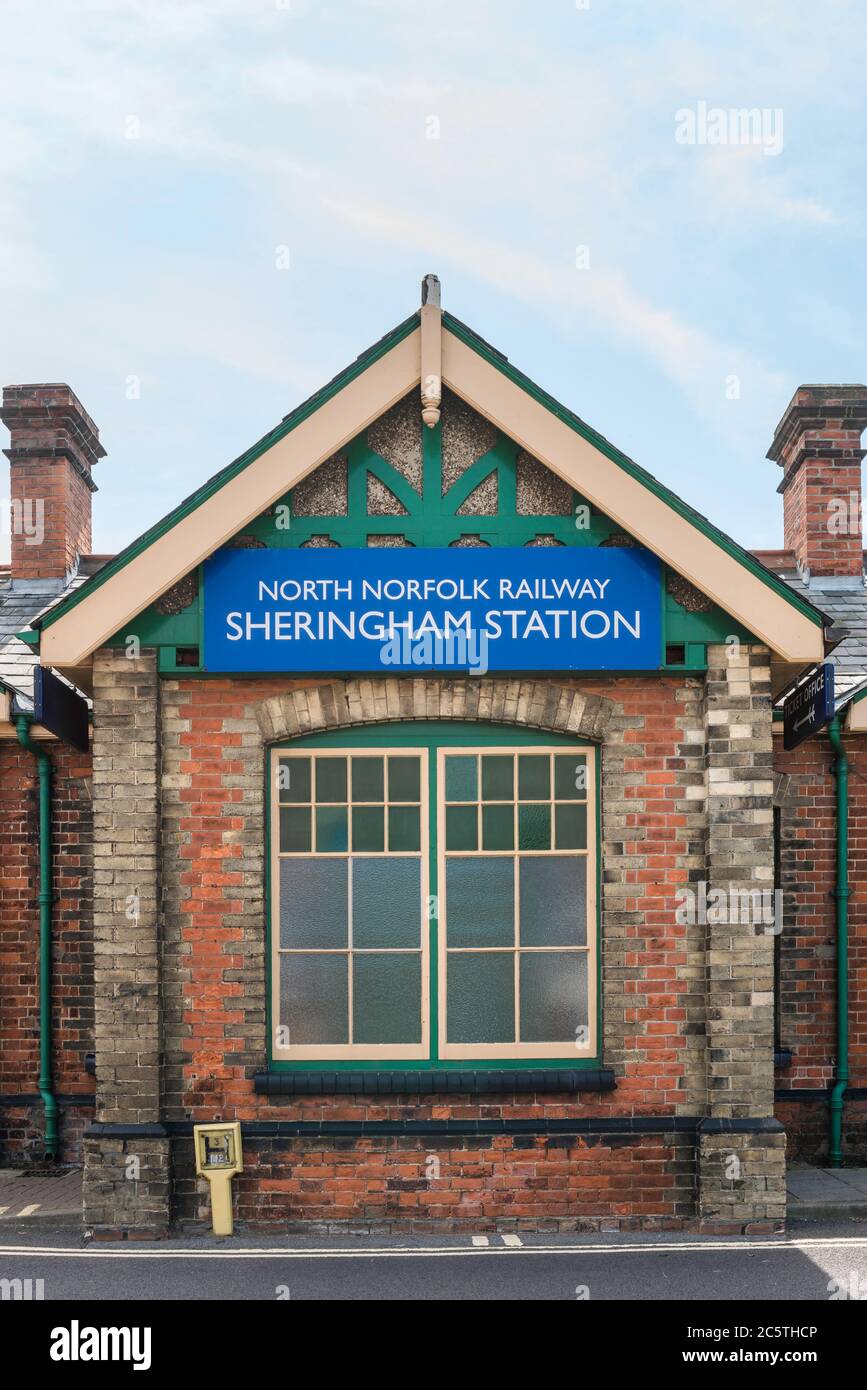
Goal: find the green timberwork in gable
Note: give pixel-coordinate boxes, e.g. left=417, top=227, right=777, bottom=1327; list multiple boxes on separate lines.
left=108, top=405, right=758, bottom=670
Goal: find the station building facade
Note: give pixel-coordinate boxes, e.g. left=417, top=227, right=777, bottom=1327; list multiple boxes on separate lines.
left=1, top=280, right=866, bottom=1235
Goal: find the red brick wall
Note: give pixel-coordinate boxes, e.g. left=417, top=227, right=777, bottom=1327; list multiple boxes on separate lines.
left=774, top=728, right=867, bottom=1159
left=0, top=740, right=94, bottom=1162
left=174, top=1131, right=696, bottom=1233
left=158, top=673, right=709, bottom=1228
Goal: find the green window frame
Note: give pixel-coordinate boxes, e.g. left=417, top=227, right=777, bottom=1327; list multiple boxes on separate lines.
left=267, top=721, right=601, bottom=1072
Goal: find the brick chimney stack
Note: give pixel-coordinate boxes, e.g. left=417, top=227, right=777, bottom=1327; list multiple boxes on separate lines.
left=768, top=385, right=867, bottom=584
left=1, top=383, right=105, bottom=585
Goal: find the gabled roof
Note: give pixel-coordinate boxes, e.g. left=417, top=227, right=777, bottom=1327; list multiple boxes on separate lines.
left=34, top=289, right=827, bottom=685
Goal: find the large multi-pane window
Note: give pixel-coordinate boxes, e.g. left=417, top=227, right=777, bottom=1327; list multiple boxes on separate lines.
left=270, top=730, right=597, bottom=1064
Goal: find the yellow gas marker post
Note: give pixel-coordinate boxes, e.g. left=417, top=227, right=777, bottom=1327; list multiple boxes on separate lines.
left=193, top=1122, right=243, bottom=1236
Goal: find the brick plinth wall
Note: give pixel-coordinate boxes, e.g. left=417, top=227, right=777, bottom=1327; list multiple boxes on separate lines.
left=173, top=1131, right=696, bottom=1234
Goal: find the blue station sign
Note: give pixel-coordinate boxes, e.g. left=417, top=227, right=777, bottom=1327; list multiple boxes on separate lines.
left=203, top=545, right=662, bottom=674
left=782, top=662, right=836, bottom=751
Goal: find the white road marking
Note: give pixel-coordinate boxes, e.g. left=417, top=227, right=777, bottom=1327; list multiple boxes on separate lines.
left=501, top=1234, right=523, bottom=1247
left=0, top=1208, right=9, bottom=1216
left=0, top=1235, right=866, bottom=1261
left=17, top=1205, right=40, bottom=1217
left=471, top=1236, right=489, bottom=1247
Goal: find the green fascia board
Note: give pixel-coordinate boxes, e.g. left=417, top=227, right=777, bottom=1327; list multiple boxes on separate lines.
left=35, top=312, right=421, bottom=631
left=442, top=311, right=825, bottom=630
left=14, top=628, right=39, bottom=646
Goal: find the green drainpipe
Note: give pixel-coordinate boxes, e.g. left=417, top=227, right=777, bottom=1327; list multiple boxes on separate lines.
left=15, top=714, right=58, bottom=1161
left=827, top=716, right=849, bottom=1168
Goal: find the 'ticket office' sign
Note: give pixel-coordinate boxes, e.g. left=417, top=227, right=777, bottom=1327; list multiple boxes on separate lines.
left=203, top=545, right=662, bottom=673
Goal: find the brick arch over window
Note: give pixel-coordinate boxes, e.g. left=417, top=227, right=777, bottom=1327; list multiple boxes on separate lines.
left=253, top=678, right=616, bottom=744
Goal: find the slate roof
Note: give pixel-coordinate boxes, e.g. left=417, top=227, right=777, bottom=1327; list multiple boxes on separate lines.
left=0, top=566, right=96, bottom=711
left=753, top=552, right=867, bottom=704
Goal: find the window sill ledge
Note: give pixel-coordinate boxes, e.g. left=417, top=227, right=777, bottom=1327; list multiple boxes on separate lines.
left=254, top=1068, right=615, bottom=1096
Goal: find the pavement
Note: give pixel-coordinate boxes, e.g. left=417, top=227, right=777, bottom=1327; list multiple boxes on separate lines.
left=787, top=1165, right=867, bottom=1220
left=0, top=1168, right=81, bottom=1226
left=1, top=1222, right=867, bottom=1300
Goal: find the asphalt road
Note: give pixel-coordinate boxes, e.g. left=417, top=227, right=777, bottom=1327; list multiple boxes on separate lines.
left=1, top=1222, right=866, bottom=1301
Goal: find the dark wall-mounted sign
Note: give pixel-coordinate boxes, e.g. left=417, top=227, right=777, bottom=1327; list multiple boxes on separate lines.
left=782, top=662, right=835, bottom=751
left=34, top=666, right=89, bottom=752
left=203, top=545, right=663, bottom=674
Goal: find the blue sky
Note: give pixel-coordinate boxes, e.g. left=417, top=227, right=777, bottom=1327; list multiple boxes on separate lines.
left=1, top=0, right=865, bottom=558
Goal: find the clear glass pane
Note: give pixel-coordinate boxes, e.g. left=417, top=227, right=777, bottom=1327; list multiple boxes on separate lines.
left=388, top=756, right=420, bottom=803
left=481, top=755, right=513, bottom=802
left=278, top=757, right=310, bottom=804
left=279, top=859, right=348, bottom=948
left=555, top=754, right=587, bottom=801
left=445, top=754, right=477, bottom=802
left=519, top=951, right=588, bottom=1043
left=446, top=805, right=478, bottom=851
left=519, top=857, right=586, bottom=946
left=352, top=805, right=385, bottom=852
left=482, top=803, right=514, bottom=851
left=555, top=802, right=587, bottom=850
left=280, top=953, right=348, bottom=1045
left=447, top=952, right=514, bottom=1044
left=446, top=856, right=513, bottom=947
left=518, top=754, right=550, bottom=801
left=352, top=953, right=422, bottom=1044
left=389, top=805, right=420, bottom=852
left=316, top=757, right=347, bottom=803
left=518, top=803, right=551, bottom=850
left=279, top=806, right=311, bottom=853
left=352, top=857, right=421, bottom=948
left=352, top=756, right=384, bottom=802
left=315, top=805, right=348, bottom=853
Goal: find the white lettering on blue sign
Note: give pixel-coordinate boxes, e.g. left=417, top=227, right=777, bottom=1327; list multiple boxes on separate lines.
left=203, top=546, right=662, bottom=674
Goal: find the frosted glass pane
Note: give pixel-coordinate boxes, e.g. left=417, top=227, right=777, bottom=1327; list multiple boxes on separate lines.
left=482, top=755, right=513, bottom=801
left=445, top=755, right=477, bottom=802
left=446, top=856, right=513, bottom=947
left=447, top=952, right=514, bottom=1043
left=352, top=953, right=421, bottom=1044
left=278, top=757, right=310, bottom=803
left=446, top=805, right=477, bottom=850
left=315, top=805, right=348, bottom=853
left=555, top=754, right=587, bottom=801
left=316, top=757, right=347, bottom=803
left=280, top=953, right=348, bottom=1045
left=518, top=803, right=550, bottom=849
left=352, top=857, right=421, bottom=948
left=519, top=856, right=586, bottom=946
left=352, top=756, right=384, bottom=802
left=279, top=858, right=348, bottom=948
left=389, top=805, right=420, bottom=851
left=352, top=805, right=385, bottom=852
left=519, top=952, right=588, bottom=1043
left=518, top=754, right=549, bottom=800
left=388, top=756, right=420, bottom=802
left=280, top=806, right=311, bottom=853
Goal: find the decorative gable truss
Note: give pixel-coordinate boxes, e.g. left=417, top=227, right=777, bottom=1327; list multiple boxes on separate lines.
left=35, top=288, right=826, bottom=692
